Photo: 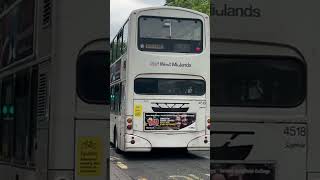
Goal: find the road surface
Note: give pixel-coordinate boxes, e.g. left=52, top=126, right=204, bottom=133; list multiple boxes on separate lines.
left=110, top=147, right=210, bottom=180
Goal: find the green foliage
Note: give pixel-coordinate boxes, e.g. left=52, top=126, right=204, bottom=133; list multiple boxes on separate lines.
left=166, top=0, right=209, bottom=15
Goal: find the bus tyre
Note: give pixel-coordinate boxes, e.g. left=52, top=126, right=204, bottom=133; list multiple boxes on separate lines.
left=114, top=130, right=122, bottom=154
left=182, top=148, right=189, bottom=154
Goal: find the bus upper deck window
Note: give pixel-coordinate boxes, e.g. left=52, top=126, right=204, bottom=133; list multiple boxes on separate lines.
left=212, top=56, right=306, bottom=107
left=138, top=16, right=203, bottom=53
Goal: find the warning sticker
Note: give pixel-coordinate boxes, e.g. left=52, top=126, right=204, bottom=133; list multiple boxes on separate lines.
left=77, top=137, right=102, bottom=176
left=134, top=104, right=143, bottom=118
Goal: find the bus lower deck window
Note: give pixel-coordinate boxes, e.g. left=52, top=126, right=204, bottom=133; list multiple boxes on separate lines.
left=134, top=78, right=206, bottom=96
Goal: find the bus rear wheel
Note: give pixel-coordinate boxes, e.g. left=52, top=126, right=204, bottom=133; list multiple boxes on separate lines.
left=114, top=129, right=122, bottom=154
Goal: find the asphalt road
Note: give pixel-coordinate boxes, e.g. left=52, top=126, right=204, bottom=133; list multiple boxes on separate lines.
left=110, top=147, right=210, bottom=180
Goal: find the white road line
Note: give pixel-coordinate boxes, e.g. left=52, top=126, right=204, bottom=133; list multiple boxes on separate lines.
left=168, top=175, right=194, bottom=180
left=116, top=161, right=128, bottom=169
left=188, top=174, right=203, bottom=180
left=168, top=177, right=178, bottom=180
left=110, top=156, right=121, bottom=162
left=137, top=177, right=148, bottom=180
left=202, top=156, right=210, bottom=159
left=205, top=174, right=210, bottom=176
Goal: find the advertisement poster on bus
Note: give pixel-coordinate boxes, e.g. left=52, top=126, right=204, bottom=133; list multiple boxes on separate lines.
left=144, top=113, right=196, bottom=130
left=0, top=0, right=34, bottom=68
left=211, top=163, right=275, bottom=180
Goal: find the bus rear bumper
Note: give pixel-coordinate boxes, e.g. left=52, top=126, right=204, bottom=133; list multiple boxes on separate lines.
left=187, top=134, right=210, bottom=151
left=124, top=132, right=209, bottom=151
left=124, top=134, right=152, bottom=152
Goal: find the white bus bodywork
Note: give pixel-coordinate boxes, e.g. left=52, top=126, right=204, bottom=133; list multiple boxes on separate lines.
left=0, top=0, right=109, bottom=180
left=110, top=7, right=210, bottom=152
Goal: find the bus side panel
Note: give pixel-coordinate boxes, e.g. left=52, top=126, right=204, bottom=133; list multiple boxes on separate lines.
left=308, top=0, right=320, bottom=173
left=14, top=168, right=36, bottom=180
left=212, top=122, right=306, bottom=180
left=308, top=173, right=320, bottom=180
left=75, top=120, right=107, bottom=180
left=308, top=25, right=320, bottom=172
left=0, top=164, right=13, bottom=179
left=36, top=0, right=52, bottom=59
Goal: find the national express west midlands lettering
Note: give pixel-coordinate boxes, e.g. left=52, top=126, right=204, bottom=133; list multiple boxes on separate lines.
left=212, top=4, right=261, bottom=17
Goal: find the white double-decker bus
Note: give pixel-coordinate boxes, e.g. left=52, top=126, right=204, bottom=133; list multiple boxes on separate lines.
left=210, top=0, right=318, bottom=180
left=0, top=0, right=109, bottom=180
left=110, top=6, right=210, bottom=152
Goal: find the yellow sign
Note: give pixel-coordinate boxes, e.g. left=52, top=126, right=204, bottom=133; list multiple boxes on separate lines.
left=77, top=137, right=102, bottom=176
left=134, top=104, right=143, bottom=117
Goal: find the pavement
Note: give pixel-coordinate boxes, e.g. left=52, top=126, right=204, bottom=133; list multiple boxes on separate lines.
left=110, top=161, right=132, bottom=180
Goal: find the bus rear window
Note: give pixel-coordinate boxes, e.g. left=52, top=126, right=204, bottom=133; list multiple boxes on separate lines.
left=134, top=78, right=206, bottom=96
left=212, top=56, right=306, bottom=107
left=138, top=16, right=203, bottom=53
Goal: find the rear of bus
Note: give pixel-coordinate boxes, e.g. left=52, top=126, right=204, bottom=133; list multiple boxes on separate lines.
left=210, top=0, right=308, bottom=179
left=125, top=7, right=210, bottom=151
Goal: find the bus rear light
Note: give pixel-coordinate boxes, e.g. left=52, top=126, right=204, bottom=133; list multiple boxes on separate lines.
left=207, top=118, right=211, bottom=130
left=127, top=118, right=133, bottom=123
left=126, top=117, right=133, bottom=131
left=195, top=47, right=201, bottom=52
left=130, top=139, right=135, bottom=144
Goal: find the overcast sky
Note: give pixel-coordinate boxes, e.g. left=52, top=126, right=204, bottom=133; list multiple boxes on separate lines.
left=110, top=0, right=165, bottom=41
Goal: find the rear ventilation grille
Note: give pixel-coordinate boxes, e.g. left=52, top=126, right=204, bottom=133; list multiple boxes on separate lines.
left=42, top=0, right=52, bottom=28
left=37, top=73, right=48, bottom=122
left=151, top=103, right=190, bottom=112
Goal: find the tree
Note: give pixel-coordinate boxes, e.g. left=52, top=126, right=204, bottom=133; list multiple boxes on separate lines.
left=166, top=0, right=209, bottom=15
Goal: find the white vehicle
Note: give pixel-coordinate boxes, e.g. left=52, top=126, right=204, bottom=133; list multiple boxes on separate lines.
left=211, top=0, right=316, bottom=179
left=0, top=0, right=109, bottom=180
left=110, top=6, right=210, bottom=152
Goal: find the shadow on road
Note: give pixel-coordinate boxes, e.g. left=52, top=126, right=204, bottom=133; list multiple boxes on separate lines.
left=118, top=148, right=209, bottom=161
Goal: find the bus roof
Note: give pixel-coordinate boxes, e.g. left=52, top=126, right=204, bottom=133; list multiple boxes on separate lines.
left=130, top=6, right=209, bottom=18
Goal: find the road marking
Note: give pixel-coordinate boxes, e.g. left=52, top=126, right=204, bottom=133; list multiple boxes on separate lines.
left=205, top=174, right=210, bottom=176
left=116, top=161, right=128, bottom=169
left=137, top=177, right=148, bottom=180
left=168, top=175, right=194, bottom=180
left=110, top=156, right=121, bottom=162
left=188, top=174, right=203, bottom=180
left=168, top=177, right=178, bottom=180
left=202, top=156, right=210, bottom=159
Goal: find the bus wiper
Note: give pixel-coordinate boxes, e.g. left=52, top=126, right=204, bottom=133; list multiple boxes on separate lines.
left=151, top=103, right=190, bottom=112
left=163, top=21, right=172, bottom=39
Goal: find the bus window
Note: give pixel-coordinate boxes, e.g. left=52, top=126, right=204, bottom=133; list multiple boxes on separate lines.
left=212, top=56, right=306, bottom=107
left=0, top=77, right=14, bottom=161
left=134, top=78, right=206, bottom=96
left=138, top=16, right=203, bottom=53
left=28, top=67, right=38, bottom=164
left=14, top=70, right=30, bottom=162
left=110, top=86, right=115, bottom=111
left=77, top=51, right=109, bottom=104
left=114, top=84, right=121, bottom=113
